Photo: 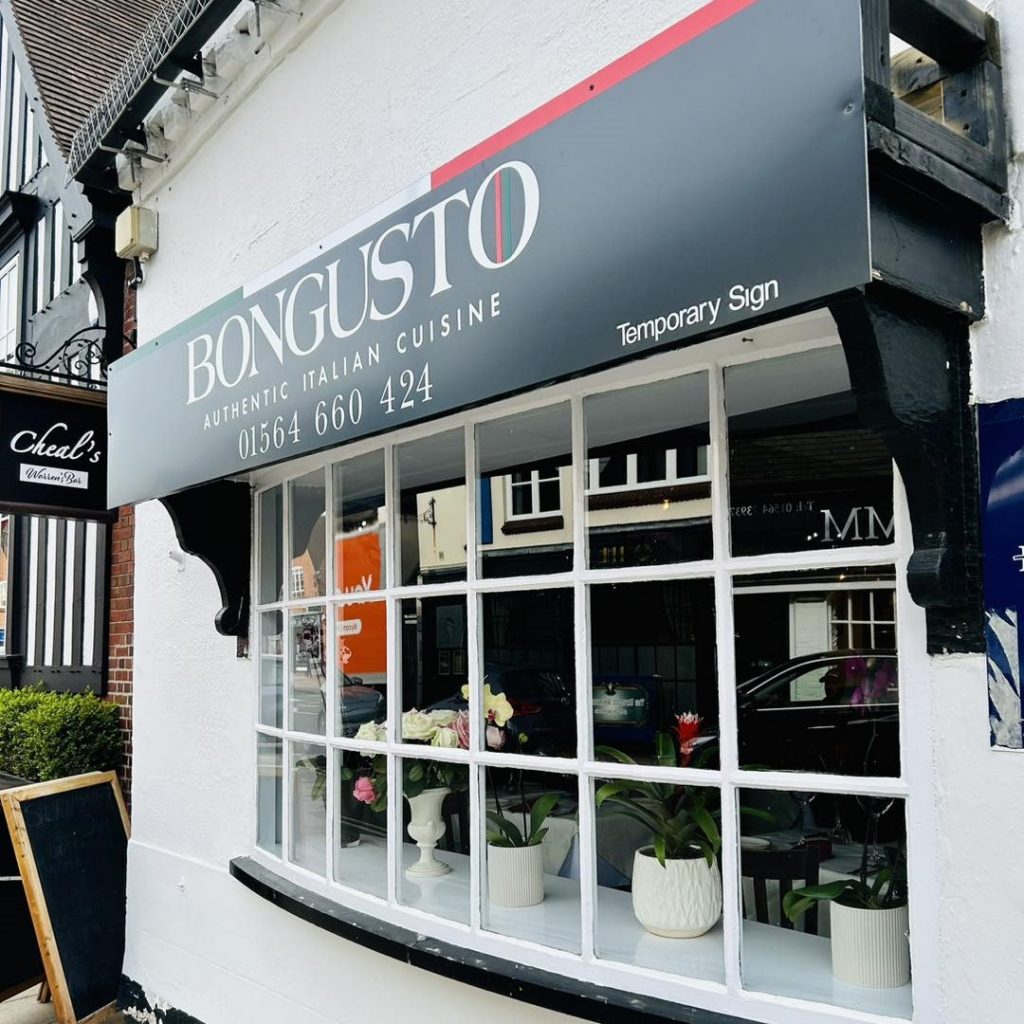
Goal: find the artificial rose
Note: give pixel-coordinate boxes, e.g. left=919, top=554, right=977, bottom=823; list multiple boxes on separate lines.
left=427, top=709, right=459, bottom=728
left=354, top=721, right=386, bottom=744
left=675, top=712, right=702, bottom=767
left=453, top=710, right=470, bottom=749
left=353, top=776, right=377, bottom=804
left=431, top=724, right=460, bottom=748
left=402, top=709, right=438, bottom=742
left=486, top=724, right=506, bottom=750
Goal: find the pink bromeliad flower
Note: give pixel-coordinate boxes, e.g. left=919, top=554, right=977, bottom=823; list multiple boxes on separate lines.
left=674, top=712, right=703, bottom=767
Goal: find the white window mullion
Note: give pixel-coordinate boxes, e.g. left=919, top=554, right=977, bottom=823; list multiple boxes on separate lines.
left=626, top=452, right=638, bottom=486
left=464, top=423, right=482, bottom=931
left=323, top=461, right=337, bottom=886
left=281, top=480, right=293, bottom=867
left=62, top=520, right=76, bottom=665
left=26, top=516, right=39, bottom=661
left=43, top=518, right=57, bottom=665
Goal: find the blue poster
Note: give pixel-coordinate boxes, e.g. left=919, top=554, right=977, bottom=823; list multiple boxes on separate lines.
left=979, top=399, right=1024, bottom=749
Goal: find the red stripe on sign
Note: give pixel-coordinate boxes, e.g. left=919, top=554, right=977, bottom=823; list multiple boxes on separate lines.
left=431, top=0, right=759, bottom=188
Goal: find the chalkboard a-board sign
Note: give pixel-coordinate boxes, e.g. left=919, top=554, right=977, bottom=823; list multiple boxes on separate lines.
left=0, top=773, right=44, bottom=1002
left=1, top=772, right=129, bottom=1024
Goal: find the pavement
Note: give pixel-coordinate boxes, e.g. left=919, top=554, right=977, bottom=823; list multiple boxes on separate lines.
left=0, top=987, right=124, bottom=1024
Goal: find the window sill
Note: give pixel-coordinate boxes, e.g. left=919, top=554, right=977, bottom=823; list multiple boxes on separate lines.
left=501, top=514, right=564, bottom=536
left=229, top=856, right=751, bottom=1024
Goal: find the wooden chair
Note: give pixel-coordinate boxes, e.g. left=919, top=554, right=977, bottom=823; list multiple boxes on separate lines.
left=741, top=846, right=822, bottom=935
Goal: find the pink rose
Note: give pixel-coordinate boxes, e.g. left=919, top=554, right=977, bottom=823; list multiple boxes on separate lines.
left=486, top=724, right=505, bottom=750
left=454, top=710, right=471, bottom=749
left=353, top=776, right=376, bottom=804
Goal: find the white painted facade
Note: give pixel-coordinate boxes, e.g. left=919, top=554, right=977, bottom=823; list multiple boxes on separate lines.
left=122, top=2, right=1024, bottom=1024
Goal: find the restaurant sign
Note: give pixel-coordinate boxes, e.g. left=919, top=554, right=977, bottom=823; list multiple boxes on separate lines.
left=108, top=0, right=871, bottom=506
left=0, top=377, right=108, bottom=519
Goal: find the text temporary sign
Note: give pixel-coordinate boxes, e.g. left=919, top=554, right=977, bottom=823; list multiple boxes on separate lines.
left=108, top=0, right=870, bottom=506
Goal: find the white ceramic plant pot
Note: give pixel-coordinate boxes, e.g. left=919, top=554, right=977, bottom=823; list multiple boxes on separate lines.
left=831, top=902, right=910, bottom=988
left=488, top=842, right=545, bottom=907
left=631, top=847, right=722, bottom=938
left=405, top=787, right=451, bottom=878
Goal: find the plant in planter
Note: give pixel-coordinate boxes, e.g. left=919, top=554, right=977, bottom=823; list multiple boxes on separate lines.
left=487, top=791, right=559, bottom=908
left=597, top=718, right=725, bottom=939
left=784, top=842, right=909, bottom=988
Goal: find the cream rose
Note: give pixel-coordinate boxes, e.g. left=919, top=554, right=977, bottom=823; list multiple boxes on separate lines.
left=430, top=725, right=460, bottom=748
left=402, top=709, right=438, bottom=742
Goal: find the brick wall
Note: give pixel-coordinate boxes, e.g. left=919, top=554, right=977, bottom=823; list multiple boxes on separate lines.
left=104, top=264, right=137, bottom=803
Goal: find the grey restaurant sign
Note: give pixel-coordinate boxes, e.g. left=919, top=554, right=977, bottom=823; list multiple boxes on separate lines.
left=108, top=0, right=870, bottom=507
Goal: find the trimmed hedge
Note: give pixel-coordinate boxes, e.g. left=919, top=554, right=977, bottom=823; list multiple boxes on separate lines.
left=0, top=688, right=122, bottom=782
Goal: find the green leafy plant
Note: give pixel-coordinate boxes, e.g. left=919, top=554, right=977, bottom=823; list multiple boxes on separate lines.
left=487, top=791, right=559, bottom=848
left=0, top=688, right=122, bottom=782
left=784, top=842, right=906, bottom=922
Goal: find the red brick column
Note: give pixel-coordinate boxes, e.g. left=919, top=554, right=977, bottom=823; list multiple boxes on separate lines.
left=104, top=263, right=138, bottom=804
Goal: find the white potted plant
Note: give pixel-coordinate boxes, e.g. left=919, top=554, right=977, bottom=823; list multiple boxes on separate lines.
left=486, top=792, right=559, bottom=907
left=784, top=844, right=909, bottom=988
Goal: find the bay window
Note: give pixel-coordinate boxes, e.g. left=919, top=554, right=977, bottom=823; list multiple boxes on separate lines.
left=252, top=328, right=916, bottom=1022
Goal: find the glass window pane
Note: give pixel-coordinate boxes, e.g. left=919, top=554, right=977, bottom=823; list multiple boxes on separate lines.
left=738, top=789, right=910, bottom=1018
left=478, top=405, right=572, bottom=577
left=592, top=580, right=718, bottom=768
left=595, top=780, right=724, bottom=982
left=726, top=348, right=894, bottom=556
left=481, top=589, right=575, bottom=758
left=289, top=471, right=326, bottom=598
left=256, top=734, right=282, bottom=856
left=334, top=451, right=386, bottom=594
left=336, top=600, right=387, bottom=738
left=733, top=568, right=899, bottom=776
left=259, top=610, right=284, bottom=728
left=397, top=430, right=466, bottom=586
left=290, top=741, right=327, bottom=875
left=336, top=749, right=387, bottom=898
left=259, top=486, right=283, bottom=604
left=401, top=597, right=469, bottom=720
left=289, top=608, right=326, bottom=734
left=586, top=373, right=711, bottom=570
left=483, top=769, right=580, bottom=953
left=398, top=758, right=471, bottom=923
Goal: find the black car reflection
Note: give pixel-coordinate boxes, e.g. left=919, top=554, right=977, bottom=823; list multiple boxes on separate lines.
left=427, top=665, right=575, bottom=755
left=317, top=675, right=385, bottom=737
left=735, top=651, right=899, bottom=777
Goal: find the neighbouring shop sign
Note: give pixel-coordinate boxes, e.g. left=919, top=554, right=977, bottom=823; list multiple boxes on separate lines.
left=108, top=0, right=870, bottom=506
left=979, top=399, right=1024, bottom=750
left=0, top=377, right=108, bottom=519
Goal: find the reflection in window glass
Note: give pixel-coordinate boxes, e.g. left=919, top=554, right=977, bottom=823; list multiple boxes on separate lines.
left=257, top=734, right=282, bottom=857
left=336, top=601, right=387, bottom=738
left=586, top=373, right=711, bottom=568
left=401, top=597, right=468, bottom=714
left=259, top=611, right=284, bottom=728
left=733, top=567, right=899, bottom=776
left=398, top=758, right=471, bottom=923
left=336, top=749, right=387, bottom=898
left=289, top=471, right=326, bottom=598
left=482, top=589, right=575, bottom=758
left=738, top=790, right=910, bottom=1017
left=726, top=348, right=894, bottom=556
left=595, top=781, right=724, bottom=982
left=259, top=487, right=283, bottom=604
left=289, top=608, right=326, bottom=734
left=290, top=741, right=327, bottom=875
left=483, top=769, right=580, bottom=953
left=592, top=580, right=717, bottom=768
left=478, top=405, right=572, bottom=577
left=334, top=452, right=386, bottom=595
left=397, top=430, right=466, bottom=585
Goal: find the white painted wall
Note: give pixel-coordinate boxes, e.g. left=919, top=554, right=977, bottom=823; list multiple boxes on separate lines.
left=126, top=1, right=1024, bottom=1023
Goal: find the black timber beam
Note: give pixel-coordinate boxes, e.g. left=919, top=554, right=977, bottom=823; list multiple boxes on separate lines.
left=890, top=0, right=995, bottom=69
left=830, top=285, right=981, bottom=653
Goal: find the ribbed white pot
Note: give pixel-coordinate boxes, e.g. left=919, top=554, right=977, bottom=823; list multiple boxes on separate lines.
left=631, top=847, right=722, bottom=938
left=488, top=843, right=545, bottom=907
left=831, top=902, right=910, bottom=988
left=405, top=787, right=451, bottom=878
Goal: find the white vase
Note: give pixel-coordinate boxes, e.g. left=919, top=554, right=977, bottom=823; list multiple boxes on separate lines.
left=488, top=843, right=545, bottom=907
left=631, top=847, right=721, bottom=938
left=405, top=787, right=451, bottom=878
left=831, top=902, right=910, bottom=988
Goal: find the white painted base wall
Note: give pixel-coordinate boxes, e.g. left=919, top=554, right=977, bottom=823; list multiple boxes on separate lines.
left=125, top=1, right=1024, bottom=1022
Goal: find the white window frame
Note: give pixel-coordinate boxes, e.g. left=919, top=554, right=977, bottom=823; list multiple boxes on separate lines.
left=504, top=465, right=562, bottom=520
left=586, top=447, right=711, bottom=497
left=0, top=253, right=19, bottom=362
left=829, top=587, right=898, bottom=650
left=249, top=316, right=935, bottom=1024
left=290, top=565, right=305, bottom=599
